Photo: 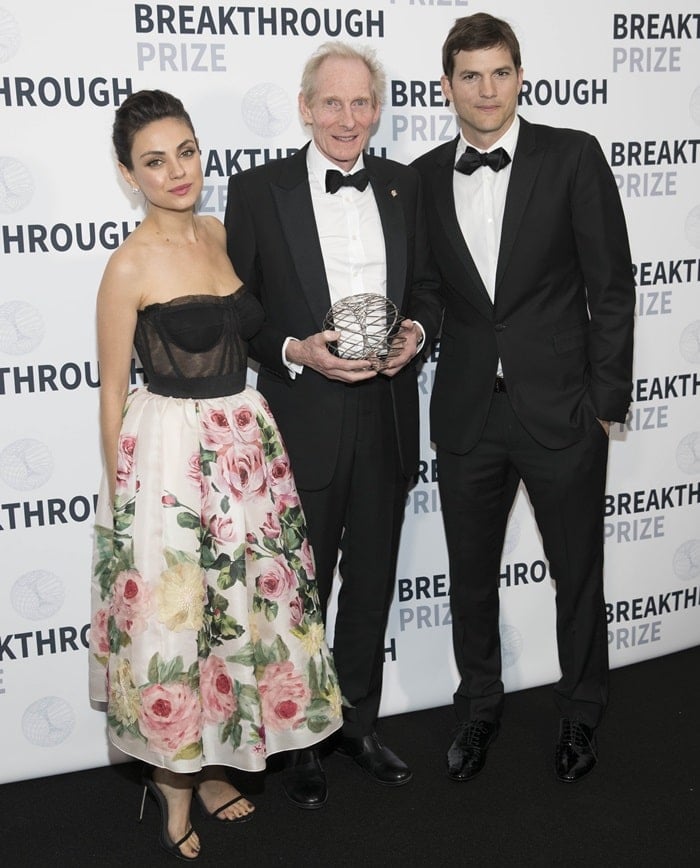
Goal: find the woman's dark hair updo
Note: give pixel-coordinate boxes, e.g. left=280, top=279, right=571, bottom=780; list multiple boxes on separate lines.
left=113, top=90, right=196, bottom=169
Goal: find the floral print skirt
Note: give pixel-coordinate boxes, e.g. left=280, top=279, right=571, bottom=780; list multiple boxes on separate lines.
left=89, top=386, right=342, bottom=772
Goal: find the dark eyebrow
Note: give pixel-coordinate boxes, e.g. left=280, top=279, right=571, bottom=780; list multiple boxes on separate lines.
left=460, top=65, right=513, bottom=75
left=138, top=138, right=196, bottom=159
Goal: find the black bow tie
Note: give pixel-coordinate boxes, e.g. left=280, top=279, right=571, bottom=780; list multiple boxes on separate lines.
left=325, top=168, right=370, bottom=194
left=454, top=146, right=511, bottom=176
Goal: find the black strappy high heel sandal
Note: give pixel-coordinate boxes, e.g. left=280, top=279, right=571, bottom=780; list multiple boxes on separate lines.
left=138, top=769, right=200, bottom=862
left=192, top=787, right=255, bottom=823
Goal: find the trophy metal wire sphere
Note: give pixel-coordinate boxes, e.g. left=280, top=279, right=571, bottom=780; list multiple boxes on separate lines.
left=323, top=293, right=404, bottom=362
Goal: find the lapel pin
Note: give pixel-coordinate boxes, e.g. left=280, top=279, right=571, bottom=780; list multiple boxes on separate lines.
left=390, top=189, right=398, bottom=197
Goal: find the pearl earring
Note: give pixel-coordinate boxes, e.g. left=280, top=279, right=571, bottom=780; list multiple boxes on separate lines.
left=132, top=187, right=139, bottom=194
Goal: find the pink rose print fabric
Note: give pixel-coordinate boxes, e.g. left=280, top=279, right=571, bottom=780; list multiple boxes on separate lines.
left=89, top=387, right=342, bottom=773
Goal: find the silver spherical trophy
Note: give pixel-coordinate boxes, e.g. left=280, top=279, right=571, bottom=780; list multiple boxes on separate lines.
left=323, top=293, right=404, bottom=367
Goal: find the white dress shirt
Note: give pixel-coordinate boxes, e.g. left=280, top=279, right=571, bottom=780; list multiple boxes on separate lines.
left=283, top=142, right=387, bottom=375
left=307, top=142, right=386, bottom=306
left=453, top=116, right=520, bottom=375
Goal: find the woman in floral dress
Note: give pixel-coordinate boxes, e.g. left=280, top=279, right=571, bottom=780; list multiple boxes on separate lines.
left=89, top=90, right=342, bottom=861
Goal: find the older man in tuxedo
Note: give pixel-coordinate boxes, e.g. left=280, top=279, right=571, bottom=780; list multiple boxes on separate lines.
left=413, top=13, right=635, bottom=783
left=225, top=42, right=441, bottom=808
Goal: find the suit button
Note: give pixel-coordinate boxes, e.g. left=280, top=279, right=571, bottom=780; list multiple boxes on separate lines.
left=494, top=322, right=506, bottom=331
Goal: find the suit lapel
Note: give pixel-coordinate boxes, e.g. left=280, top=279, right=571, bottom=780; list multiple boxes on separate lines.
left=496, top=119, right=544, bottom=289
left=433, top=139, right=492, bottom=311
left=365, top=154, right=406, bottom=308
left=271, top=145, right=331, bottom=329
left=272, top=148, right=421, bottom=322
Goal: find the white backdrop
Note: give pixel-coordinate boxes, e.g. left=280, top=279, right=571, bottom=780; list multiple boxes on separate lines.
left=1, top=0, right=699, bottom=785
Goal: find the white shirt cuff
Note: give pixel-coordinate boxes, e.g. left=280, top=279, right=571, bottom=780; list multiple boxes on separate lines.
left=282, top=336, right=304, bottom=379
left=413, top=320, right=426, bottom=354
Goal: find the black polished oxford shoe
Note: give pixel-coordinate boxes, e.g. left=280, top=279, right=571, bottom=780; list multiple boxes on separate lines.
left=336, top=733, right=412, bottom=786
left=554, top=718, right=598, bottom=783
left=446, top=720, right=499, bottom=781
left=281, top=748, right=327, bottom=809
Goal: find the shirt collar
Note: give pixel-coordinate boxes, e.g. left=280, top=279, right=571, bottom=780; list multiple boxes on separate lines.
left=455, top=115, right=520, bottom=163
left=307, top=140, right=366, bottom=188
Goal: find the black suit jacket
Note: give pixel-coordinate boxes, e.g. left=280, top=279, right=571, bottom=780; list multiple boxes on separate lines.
left=225, top=144, right=442, bottom=490
left=412, top=118, right=635, bottom=454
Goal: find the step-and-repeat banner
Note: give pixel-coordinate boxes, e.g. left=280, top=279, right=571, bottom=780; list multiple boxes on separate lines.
left=1, top=1, right=699, bottom=784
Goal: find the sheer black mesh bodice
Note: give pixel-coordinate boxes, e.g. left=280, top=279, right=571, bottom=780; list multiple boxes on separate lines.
left=134, top=289, right=263, bottom=399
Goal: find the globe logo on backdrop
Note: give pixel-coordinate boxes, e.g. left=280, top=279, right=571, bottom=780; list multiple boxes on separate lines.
left=0, top=300, right=45, bottom=354
left=241, top=83, right=293, bottom=137
left=0, top=439, right=53, bottom=490
left=22, top=696, right=75, bottom=747
left=0, top=157, right=34, bottom=212
left=500, top=623, right=523, bottom=668
left=11, top=570, right=66, bottom=620
left=691, top=85, right=700, bottom=126
left=685, top=205, right=700, bottom=248
left=676, top=432, right=700, bottom=475
left=673, top=540, right=700, bottom=581
left=0, top=8, right=20, bottom=63
left=679, top=321, right=700, bottom=364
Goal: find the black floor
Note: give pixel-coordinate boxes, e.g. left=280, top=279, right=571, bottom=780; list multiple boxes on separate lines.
left=4, top=645, right=699, bottom=867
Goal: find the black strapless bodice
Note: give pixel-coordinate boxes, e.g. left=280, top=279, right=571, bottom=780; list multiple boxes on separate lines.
left=133, top=288, right=264, bottom=398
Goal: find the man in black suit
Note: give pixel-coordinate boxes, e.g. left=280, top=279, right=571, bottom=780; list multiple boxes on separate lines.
left=412, top=13, right=635, bottom=783
left=225, top=42, right=441, bottom=807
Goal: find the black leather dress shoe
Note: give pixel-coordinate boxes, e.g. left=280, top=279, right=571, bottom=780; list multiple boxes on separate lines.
left=281, top=748, right=327, bottom=809
left=446, top=720, right=499, bottom=781
left=554, top=718, right=598, bottom=783
left=336, top=733, right=412, bottom=786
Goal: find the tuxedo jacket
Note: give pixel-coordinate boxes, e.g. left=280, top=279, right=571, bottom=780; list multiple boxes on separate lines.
left=224, top=144, right=442, bottom=490
left=412, top=118, right=635, bottom=454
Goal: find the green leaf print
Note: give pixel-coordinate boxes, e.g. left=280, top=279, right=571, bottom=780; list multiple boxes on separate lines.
left=216, top=562, right=233, bottom=589
left=307, top=713, right=331, bottom=734
left=177, top=511, right=202, bottom=530
left=318, top=653, right=329, bottom=689
left=281, top=504, right=304, bottom=529
left=307, top=656, right=320, bottom=695
left=208, top=552, right=232, bottom=572
left=107, top=712, right=143, bottom=740
left=172, top=742, right=203, bottom=761
left=113, top=511, right=134, bottom=533
left=146, top=653, right=186, bottom=685
left=214, top=545, right=246, bottom=590
left=219, top=614, right=245, bottom=641
left=225, top=721, right=242, bottom=750
left=229, top=543, right=247, bottom=583
left=306, top=698, right=331, bottom=716
left=282, top=525, right=303, bottom=554
left=163, top=547, right=199, bottom=568
left=187, top=660, right=200, bottom=687
left=198, top=587, right=246, bottom=655
left=227, top=640, right=256, bottom=667
left=107, top=614, right=131, bottom=653
left=306, top=694, right=335, bottom=734
left=262, top=599, right=279, bottom=622
left=200, top=449, right=217, bottom=470
left=270, top=635, right=291, bottom=663
left=226, top=635, right=290, bottom=673
left=261, top=536, right=282, bottom=555
left=258, top=413, right=284, bottom=461
left=200, top=544, right=217, bottom=570
left=236, top=683, right=260, bottom=723
left=106, top=496, right=136, bottom=542
left=95, top=525, right=134, bottom=600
